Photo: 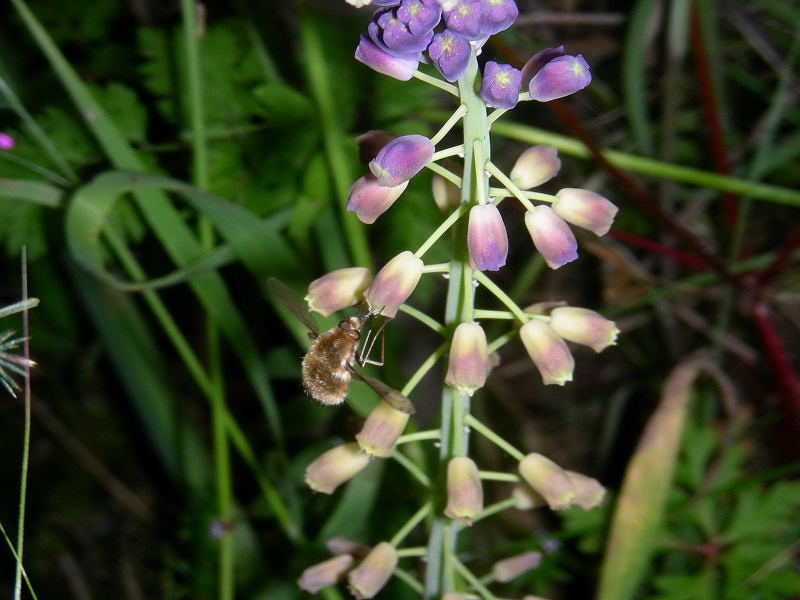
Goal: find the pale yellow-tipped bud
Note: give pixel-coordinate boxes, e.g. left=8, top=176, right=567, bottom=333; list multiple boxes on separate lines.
left=445, top=322, right=489, bottom=396
left=364, top=251, right=424, bottom=318
left=511, top=483, right=546, bottom=510
left=549, top=307, right=619, bottom=353
left=510, top=146, right=561, bottom=190
left=492, top=551, right=542, bottom=582
left=444, top=457, right=483, bottom=525
left=348, top=542, right=398, bottom=599
left=355, top=401, right=410, bottom=458
left=565, top=470, right=606, bottom=510
left=517, top=453, right=575, bottom=510
left=306, top=267, right=373, bottom=317
left=297, top=554, right=354, bottom=593
left=432, top=173, right=460, bottom=212
left=519, top=320, right=574, bottom=386
left=326, top=536, right=370, bottom=558
left=305, top=442, right=371, bottom=495
left=552, top=188, right=618, bottom=236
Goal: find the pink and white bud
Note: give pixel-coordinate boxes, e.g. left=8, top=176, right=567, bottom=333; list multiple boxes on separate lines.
left=355, top=401, right=410, bottom=457
left=305, top=442, right=371, bottom=495
left=0, top=133, right=16, bottom=151
left=524, top=206, right=578, bottom=270
left=306, top=267, right=372, bottom=318
left=326, top=536, right=370, bottom=558
left=364, top=250, right=424, bottom=318
left=565, top=470, right=606, bottom=510
left=444, top=456, right=483, bottom=525
left=347, top=175, right=409, bottom=224
left=549, top=306, right=619, bottom=353
left=517, top=453, right=575, bottom=511
left=348, top=542, right=398, bottom=599
left=445, top=322, right=489, bottom=396
left=519, top=319, right=574, bottom=386
left=553, top=188, right=618, bottom=236
left=511, top=483, right=546, bottom=510
left=509, top=146, right=561, bottom=190
left=492, top=551, right=542, bottom=582
left=468, top=204, right=508, bottom=271
left=297, top=554, right=354, bottom=593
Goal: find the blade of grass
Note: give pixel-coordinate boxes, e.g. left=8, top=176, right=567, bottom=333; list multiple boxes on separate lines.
left=0, top=178, right=63, bottom=207
left=622, top=0, right=659, bottom=156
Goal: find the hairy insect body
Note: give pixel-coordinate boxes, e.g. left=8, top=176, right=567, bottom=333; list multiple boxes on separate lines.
left=302, top=316, right=363, bottom=405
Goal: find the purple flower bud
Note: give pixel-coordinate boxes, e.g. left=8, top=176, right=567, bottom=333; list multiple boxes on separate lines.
left=443, top=0, right=483, bottom=40
left=478, top=0, right=518, bottom=35
left=519, top=319, right=574, bottom=386
left=355, top=35, right=419, bottom=80
left=467, top=203, right=508, bottom=271
left=0, top=133, right=16, bottom=151
left=306, top=267, right=373, bottom=317
left=397, top=0, right=442, bottom=36
left=480, top=61, right=522, bottom=109
left=370, top=8, right=433, bottom=58
left=520, top=46, right=565, bottom=87
left=369, top=134, right=434, bottom=187
left=357, top=130, right=397, bottom=164
left=364, top=250, right=424, bottom=317
left=552, top=188, right=618, bottom=236
left=524, top=206, right=578, bottom=269
left=528, top=54, right=592, bottom=102
left=347, top=175, right=409, bottom=224
left=297, top=554, right=354, bottom=593
left=427, top=30, right=471, bottom=82
left=509, top=146, right=561, bottom=190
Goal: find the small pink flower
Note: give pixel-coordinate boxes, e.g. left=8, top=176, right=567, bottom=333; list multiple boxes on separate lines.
left=552, top=188, right=618, bottom=236
left=306, top=267, right=372, bottom=317
left=524, top=205, right=578, bottom=269
left=467, top=204, right=508, bottom=271
left=519, top=319, right=574, bottom=386
left=347, top=175, right=409, bottom=224
left=509, top=146, right=561, bottom=190
left=364, top=251, right=424, bottom=318
left=0, top=133, right=16, bottom=151
left=549, top=306, right=619, bottom=353
left=445, top=322, right=489, bottom=396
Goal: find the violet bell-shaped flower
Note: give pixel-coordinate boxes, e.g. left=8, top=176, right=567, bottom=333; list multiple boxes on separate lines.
left=369, top=134, right=435, bottom=187
left=480, top=61, right=522, bottom=109
left=364, top=250, right=424, bottom=317
left=427, top=30, right=471, bottom=82
left=305, top=267, right=373, bottom=317
left=478, top=0, right=518, bottom=35
left=397, top=0, right=442, bottom=35
left=552, top=188, right=618, bottom=236
left=369, top=7, right=433, bottom=58
left=443, top=0, right=483, bottom=39
left=528, top=53, right=592, bottom=102
left=467, top=203, right=508, bottom=271
left=355, top=35, right=418, bottom=81
left=524, top=205, right=578, bottom=269
left=347, top=174, right=409, bottom=224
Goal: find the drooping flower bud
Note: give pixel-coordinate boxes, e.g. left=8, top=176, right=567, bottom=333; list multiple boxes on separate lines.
left=306, top=267, right=373, bottom=317
left=370, top=8, right=434, bottom=58
left=552, top=188, right=618, bottom=236
left=432, top=172, right=460, bottom=211
left=492, top=550, right=542, bottom=582
left=355, top=401, right=411, bottom=457
left=364, top=250, right=424, bottom=317
left=467, top=204, right=508, bottom=271
left=480, top=61, right=522, bottom=109
left=444, top=456, right=483, bottom=525
left=511, top=483, right=546, bottom=510
left=355, top=35, right=419, bottom=81
left=347, top=175, right=409, bottom=224
left=549, top=306, right=619, bottom=353
left=524, top=206, right=578, bottom=270
left=520, top=46, right=565, bottom=87
left=427, top=30, right=471, bottom=82
left=357, top=130, right=397, bottom=164
left=369, top=134, right=435, bottom=187
left=397, top=0, right=442, bottom=36
left=0, top=133, right=16, bottom=151
left=528, top=54, right=592, bottom=102
left=326, top=536, right=371, bottom=558
left=517, top=453, right=575, bottom=510
left=305, top=443, right=371, bottom=495
left=297, top=554, right=354, bottom=593
left=478, top=0, right=518, bottom=35
left=565, top=470, right=606, bottom=510
left=445, top=322, right=489, bottom=396
left=509, top=146, right=561, bottom=190
left=443, top=0, right=483, bottom=39
left=348, top=542, right=398, bottom=599
left=519, top=319, right=574, bottom=386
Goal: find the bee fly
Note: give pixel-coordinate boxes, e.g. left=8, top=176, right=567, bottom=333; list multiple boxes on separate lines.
left=268, top=278, right=386, bottom=406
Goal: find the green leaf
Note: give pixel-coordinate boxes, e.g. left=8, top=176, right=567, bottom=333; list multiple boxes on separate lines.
left=251, top=83, right=313, bottom=125
left=92, top=83, right=148, bottom=144
left=0, top=178, right=63, bottom=207
left=0, top=199, right=47, bottom=259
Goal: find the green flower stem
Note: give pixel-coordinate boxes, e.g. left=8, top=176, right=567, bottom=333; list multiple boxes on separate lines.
left=422, top=263, right=451, bottom=273
left=478, top=572, right=498, bottom=586
left=415, top=203, right=469, bottom=259
left=413, top=70, right=459, bottom=95
left=397, top=430, right=441, bottom=445
left=397, top=304, right=446, bottom=334
left=425, top=161, right=463, bottom=185
left=392, top=449, right=432, bottom=488
left=473, top=140, right=488, bottom=205
left=478, top=471, right=520, bottom=482
left=432, top=145, right=466, bottom=161
left=472, top=498, right=518, bottom=524
left=431, top=106, right=467, bottom=145
left=401, top=342, right=447, bottom=396
left=390, top=502, right=433, bottom=546
left=487, top=330, right=517, bottom=354
left=489, top=187, right=556, bottom=203
left=487, top=107, right=508, bottom=125
left=465, top=414, right=525, bottom=461
left=394, top=568, right=426, bottom=594
left=472, top=271, right=528, bottom=322
left=486, top=162, right=535, bottom=211
left=396, top=547, right=428, bottom=558
left=0, top=520, right=38, bottom=600
left=473, top=309, right=516, bottom=320
left=448, top=552, right=499, bottom=600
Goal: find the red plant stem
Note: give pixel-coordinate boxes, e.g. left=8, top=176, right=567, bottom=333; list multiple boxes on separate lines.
left=751, top=226, right=800, bottom=288
left=751, top=299, right=800, bottom=417
left=690, top=5, right=739, bottom=234
left=609, top=230, right=711, bottom=270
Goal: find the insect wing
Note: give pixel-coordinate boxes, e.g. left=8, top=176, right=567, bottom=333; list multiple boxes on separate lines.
left=267, top=277, right=318, bottom=333
left=351, top=371, right=415, bottom=415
